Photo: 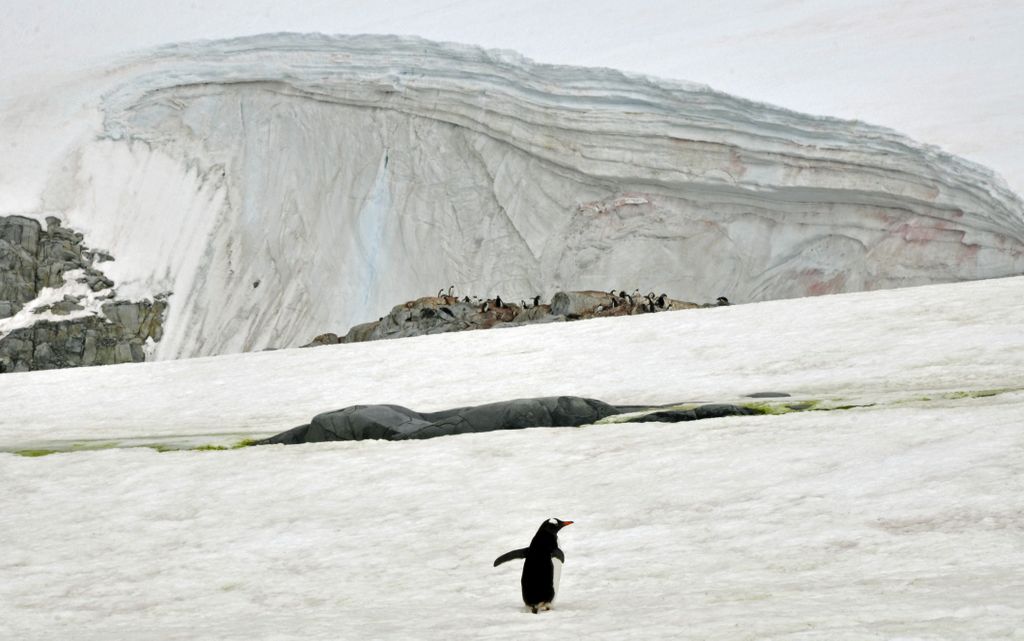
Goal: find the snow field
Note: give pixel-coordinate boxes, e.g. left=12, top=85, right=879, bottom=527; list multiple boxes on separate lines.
left=2, top=397, right=1022, bottom=640
left=1, top=276, right=1023, bottom=450
left=1, top=276, right=1024, bottom=638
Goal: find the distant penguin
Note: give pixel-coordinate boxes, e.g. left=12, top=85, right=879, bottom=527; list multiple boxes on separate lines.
left=437, top=288, right=445, bottom=298
left=494, top=518, right=574, bottom=613
left=656, top=293, right=667, bottom=309
left=495, top=295, right=505, bottom=308
left=716, top=296, right=730, bottom=306
left=448, top=285, right=455, bottom=297
left=533, top=295, right=541, bottom=308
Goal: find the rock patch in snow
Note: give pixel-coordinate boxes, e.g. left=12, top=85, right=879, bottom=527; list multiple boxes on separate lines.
left=259, top=396, right=759, bottom=444
left=304, top=289, right=717, bottom=346
left=0, top=215, right=167, bottom=372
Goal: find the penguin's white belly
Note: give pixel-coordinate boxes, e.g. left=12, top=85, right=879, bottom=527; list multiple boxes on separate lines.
left=551, top=557, right=562, bottom=600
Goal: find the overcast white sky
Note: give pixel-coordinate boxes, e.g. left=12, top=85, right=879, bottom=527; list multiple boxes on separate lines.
left=1, top=0, right=1022, bottom=193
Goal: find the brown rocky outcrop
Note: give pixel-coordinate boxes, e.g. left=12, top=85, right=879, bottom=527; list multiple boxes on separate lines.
left=304, top=289, right=715, bottom=347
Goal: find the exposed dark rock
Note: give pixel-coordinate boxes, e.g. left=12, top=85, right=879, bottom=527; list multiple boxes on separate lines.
left=33, top=295, right=85, bottom=316
left=0, top=299, right=167, bottom=372
left=264, top=424, right=311, bottom=445
left=550, top=290, right=617, bottom=317
left=306, top=332, right=340, bottom=346
left=303, top=289, right=718, bottom=347
left=625, top=404, right=759, bottom=423
left=0, top=216, right=42, bottom=317
left=630, top=409, right=698, bottom=422
left=258, top=397, right=763, bottom=444
left=0, top=215, right=168, bottom=373
left=1, top=214, right=117, bottom=319
left=745, top=391, right=792, bottom=398
left=258, top=396, right=622, bottom=444
left=693, top=404, right=760, bottom=419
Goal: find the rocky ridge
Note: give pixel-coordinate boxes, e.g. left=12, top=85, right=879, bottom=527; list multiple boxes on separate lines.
left=259, top=396, right=761, bottom=445
left=0, top=215, right=166, bottom=373
left=305, top=288, right=725, bottom=346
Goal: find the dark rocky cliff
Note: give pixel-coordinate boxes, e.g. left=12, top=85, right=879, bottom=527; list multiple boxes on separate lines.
left=0, top=215, right=166, bottom=373
left=304, top=289, right=723, bottom=347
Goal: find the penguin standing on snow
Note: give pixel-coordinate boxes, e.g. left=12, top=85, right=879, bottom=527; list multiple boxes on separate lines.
left=493, top=518, right=574, bottom=613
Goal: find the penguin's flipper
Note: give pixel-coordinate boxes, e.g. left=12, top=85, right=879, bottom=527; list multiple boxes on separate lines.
left=493, top=548, right=529, bottom=567
left=552, top=548, right=564, bottom=563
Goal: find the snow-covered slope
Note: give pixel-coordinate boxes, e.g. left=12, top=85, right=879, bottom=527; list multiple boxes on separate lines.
left=1, top=275, right=1021, bottom=449
left=2, top=34, right=1022, bottom=360
left=1, top=277, right=1022, bottom=639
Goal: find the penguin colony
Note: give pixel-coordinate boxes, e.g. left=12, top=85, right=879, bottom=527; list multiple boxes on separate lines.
left=304, top=285, right=731, bottom=346
left=494, top=518, right=574, bottom=613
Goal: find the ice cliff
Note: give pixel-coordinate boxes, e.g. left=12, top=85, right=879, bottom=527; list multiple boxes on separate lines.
left=7, top=33, right=1024, bottom=360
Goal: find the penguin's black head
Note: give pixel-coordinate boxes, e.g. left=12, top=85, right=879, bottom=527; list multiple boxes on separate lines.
left=541, top=517, right=574, bottom=533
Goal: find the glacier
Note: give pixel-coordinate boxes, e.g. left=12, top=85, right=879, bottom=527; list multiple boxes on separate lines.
left=3, top=33, right=1023, bottom=360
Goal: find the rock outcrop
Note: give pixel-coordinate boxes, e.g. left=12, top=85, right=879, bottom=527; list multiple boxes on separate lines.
left=304, top=289, right=711, bottom=346
left=0, top=215, right=166, bottom=373
left=0, top=300, right=166, bottom=372
left=259, top=396, right=761, bottom=444
left=0, top=215, right=114, bottom=319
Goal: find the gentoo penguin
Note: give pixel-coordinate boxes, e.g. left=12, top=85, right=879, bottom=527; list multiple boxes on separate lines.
left=716, top=296, right=730, bottom=306
left=494, top=518, right=574, bottom=613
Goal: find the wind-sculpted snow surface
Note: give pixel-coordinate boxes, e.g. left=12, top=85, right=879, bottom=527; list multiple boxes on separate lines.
left=32, top=34, right=1024, bottom=358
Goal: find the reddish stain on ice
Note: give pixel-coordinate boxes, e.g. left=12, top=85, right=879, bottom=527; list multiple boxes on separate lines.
left=807, top=272, right=847, bottom=296
left=896, top=223, right=937, bottom=244
left=728, top=149, right=748, bottom=178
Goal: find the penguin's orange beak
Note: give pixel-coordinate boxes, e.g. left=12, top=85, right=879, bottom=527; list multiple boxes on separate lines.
left=562, top=521, right=574, bottom=526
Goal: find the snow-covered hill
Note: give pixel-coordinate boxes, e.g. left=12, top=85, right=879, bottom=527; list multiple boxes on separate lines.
left=2, top=34, right=1022, bottom=361
left=2, top=277, right=1022, bottom=639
